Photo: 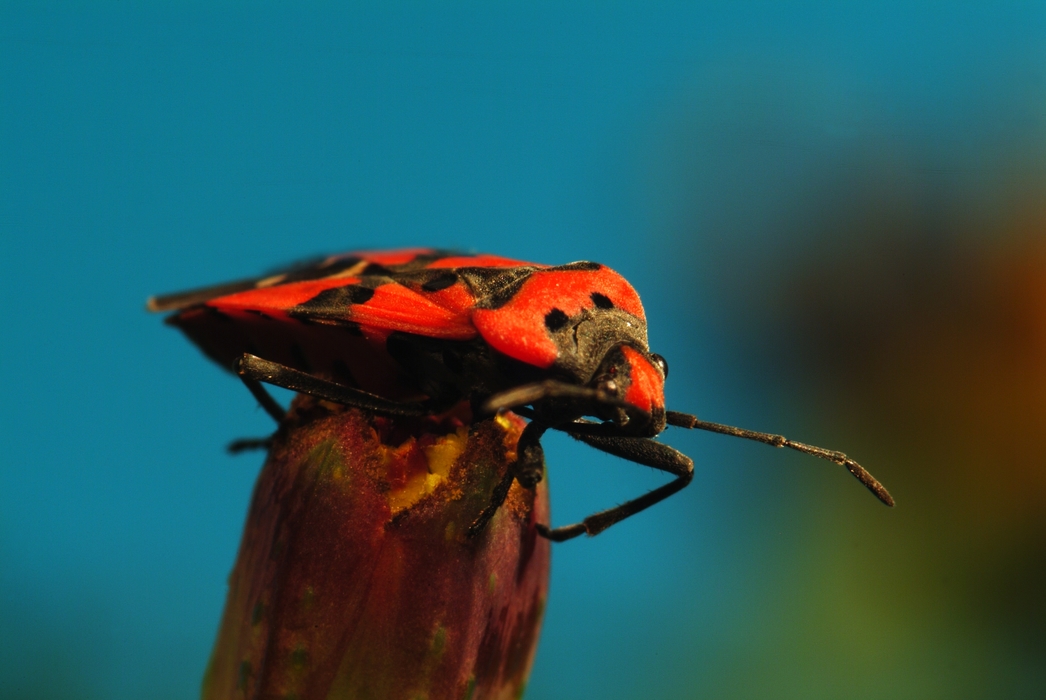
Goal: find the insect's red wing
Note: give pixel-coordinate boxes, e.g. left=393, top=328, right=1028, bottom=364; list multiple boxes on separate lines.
left=151, top=250, right=535, bottom=398
left=147, top=249, right=440, bottom=313
left=203, top=276, right=478, bottom=339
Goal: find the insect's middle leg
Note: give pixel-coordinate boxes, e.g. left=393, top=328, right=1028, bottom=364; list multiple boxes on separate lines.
left=467, top=420, right=548, bottom=538
left=538, top=431, right=695, bottom=542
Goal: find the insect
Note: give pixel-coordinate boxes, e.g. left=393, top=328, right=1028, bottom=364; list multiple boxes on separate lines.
left=149, top=249, right=893, bottom=541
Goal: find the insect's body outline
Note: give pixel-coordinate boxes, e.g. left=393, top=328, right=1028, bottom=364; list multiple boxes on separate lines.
left=151, top=249, right=892, bottom=541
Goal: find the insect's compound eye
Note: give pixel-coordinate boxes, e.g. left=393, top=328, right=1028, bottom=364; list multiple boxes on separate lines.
left=650, top=353, right=669, bottom=379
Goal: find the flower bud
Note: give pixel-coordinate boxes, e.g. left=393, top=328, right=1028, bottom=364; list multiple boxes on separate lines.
left=202, top=398, right=550, bottom=700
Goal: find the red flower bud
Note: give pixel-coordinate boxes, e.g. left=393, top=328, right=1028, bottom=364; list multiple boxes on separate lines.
left=202, top=398, right=551, bottom=700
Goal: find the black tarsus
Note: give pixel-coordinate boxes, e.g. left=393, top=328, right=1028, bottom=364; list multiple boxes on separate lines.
left=665, top=410, right=894, bottom=507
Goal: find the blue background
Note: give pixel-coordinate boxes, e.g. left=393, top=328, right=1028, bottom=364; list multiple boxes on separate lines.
left=2, top=3, right=1044, bottom=698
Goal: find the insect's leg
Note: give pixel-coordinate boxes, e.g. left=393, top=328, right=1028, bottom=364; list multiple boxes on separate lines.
left=236, top=358, right=288, bottom=423
left=467, top=420, right=549, bottom=538
left=665, top=411, right=894, bottom=507
left=481, top=381, right=631, bottom=415
left=538, top=432, right=694, bottom=542
left=227, top=437, right=274, bottom=454
left=236, top=354, right=429, bottom=418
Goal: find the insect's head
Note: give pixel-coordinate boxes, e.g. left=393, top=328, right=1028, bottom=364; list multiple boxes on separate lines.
left=587, top=344, right=668, bottom=437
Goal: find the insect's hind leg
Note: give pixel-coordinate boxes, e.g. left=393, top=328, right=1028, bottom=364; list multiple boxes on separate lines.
left=229, top=353, right=434, bottom=452
left=235, top=353, right=430, bottom=420
left=539, top=431, right=695, bottom=542
left=236, top=356, right=289, bottom=423
left=225, top=360, right=286, bottom=452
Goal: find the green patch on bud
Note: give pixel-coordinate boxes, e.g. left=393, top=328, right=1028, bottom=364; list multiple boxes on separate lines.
left=431, top=626, right=448, bottom=659
left=290, top=645, right=309, bottom=670
left=299, top=586, right=316, bottom=614
left=237, top=660, right=252, bottom=692
left=251, top=601, right=265, bottom=626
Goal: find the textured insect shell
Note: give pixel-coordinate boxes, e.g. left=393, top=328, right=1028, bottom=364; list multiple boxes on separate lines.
left=470, top=263, right=647, bottom=371
left=154, top=251, right=667, bottom=415
left=468, top=263, right=667, bottom=423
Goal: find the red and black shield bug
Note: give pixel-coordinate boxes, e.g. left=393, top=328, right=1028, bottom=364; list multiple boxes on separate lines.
left=149, top=249, right=893, bottom=541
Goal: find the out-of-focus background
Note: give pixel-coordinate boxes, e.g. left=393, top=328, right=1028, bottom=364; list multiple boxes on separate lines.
left=2, top=3, right=1043, bottom=698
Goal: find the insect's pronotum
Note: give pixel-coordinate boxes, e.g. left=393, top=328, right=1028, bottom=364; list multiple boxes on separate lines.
left=150, top=249, right=893, bottom=541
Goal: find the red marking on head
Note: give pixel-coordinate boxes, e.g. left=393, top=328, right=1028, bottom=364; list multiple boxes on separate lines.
left=471, top=265, right=646, bottom=368
left=620, top=345, right=665, bottom=415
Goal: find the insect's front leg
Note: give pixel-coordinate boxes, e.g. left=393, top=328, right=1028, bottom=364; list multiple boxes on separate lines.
left=467, top=420, right=548, bottom=538
left=538, top=431, right=695, bottom=542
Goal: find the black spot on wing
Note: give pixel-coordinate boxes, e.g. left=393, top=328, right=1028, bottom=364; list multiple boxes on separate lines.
left=544, top=308, right=569, bottom=332
left=458, top=266, right=540, bottom=309
left=591, top=292, right=614, bottom=309
left=421, top=271, right=459, bottom=292
left=551, top=261, right=601, bottom=272
left=277, top=256, right=365, bottom=284
left=359, top=262, right=392, bottom=277
left=461, top=261, right=603, bottom=310
left=345, top=285, right=376, bottom=304
left=263, top=253, right=435, bottom=285
left=150, top=257, right=370, bottom=312
left=380, top=250, right=463, bottom=273
left=342, top=320, right=364, bottom=335
left=288, top=283, right=378, bottom=323
left=243, top=308, right=276, bottom=320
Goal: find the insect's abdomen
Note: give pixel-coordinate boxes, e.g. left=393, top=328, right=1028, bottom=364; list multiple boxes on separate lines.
left=169, top=306, right=421, bottom=401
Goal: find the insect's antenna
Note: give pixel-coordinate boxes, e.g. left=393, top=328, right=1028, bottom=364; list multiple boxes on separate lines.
left=665, top=411, right=894, bottom=507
